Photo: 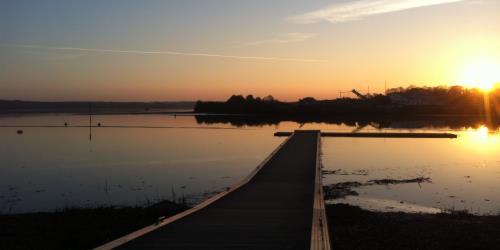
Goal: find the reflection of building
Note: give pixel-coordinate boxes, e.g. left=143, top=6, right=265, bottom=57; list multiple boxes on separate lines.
left=387, top=92, right=445, bottom=106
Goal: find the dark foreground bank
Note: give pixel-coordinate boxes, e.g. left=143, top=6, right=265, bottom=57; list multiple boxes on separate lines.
left=2, top=203, right=500, bottom=249
left=327, top=204, right=500, bottom=250
left=0, top=201, right=187, bottom=250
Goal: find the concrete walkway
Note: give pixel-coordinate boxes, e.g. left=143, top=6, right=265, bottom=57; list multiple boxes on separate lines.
left=116, top=131, right=321, bottom=250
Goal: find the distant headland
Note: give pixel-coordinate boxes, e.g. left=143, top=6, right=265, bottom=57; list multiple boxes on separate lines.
left=0, top=101, right=196, bottom=114
left=195, top=86, right=500, bottom=119
left=2, top=86, right=499, bottom=121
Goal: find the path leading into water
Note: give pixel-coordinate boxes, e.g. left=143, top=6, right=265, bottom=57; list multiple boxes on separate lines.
left=100, top=130, right=326, bottom=250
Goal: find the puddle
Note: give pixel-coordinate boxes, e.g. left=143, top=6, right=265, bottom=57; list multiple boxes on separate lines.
left=323, top=177, right=432, bottom=199
left=328, top=196, right=442, bottom=214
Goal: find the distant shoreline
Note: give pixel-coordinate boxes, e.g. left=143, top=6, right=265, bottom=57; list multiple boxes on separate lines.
left=195, top=87, right=500, bottom=121
left=0, top=100, right=196, bottom=114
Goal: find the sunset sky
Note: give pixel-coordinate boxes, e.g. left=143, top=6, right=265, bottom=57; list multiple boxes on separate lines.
left=1, top=0, right=500, bottom=101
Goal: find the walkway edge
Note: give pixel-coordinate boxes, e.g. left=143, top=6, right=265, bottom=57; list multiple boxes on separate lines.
left=275, top=131, right=458, bottom=139
left=94, top=133, right=296, bottom=250
left=310, top=133, right=332, bottom=250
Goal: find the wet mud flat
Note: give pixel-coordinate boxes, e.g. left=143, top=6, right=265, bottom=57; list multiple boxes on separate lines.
left=2, top=197, right=499, bottom=250
left=326, top=203, right=500, bottom=250
left=324, top=172, right=500, bottom=249
left=323, top=177, right=431, bottom=199
left=0, top=200, right=187, bottom=250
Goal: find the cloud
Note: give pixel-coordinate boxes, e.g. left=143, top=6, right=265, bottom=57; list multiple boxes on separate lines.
left=1, top=44, right=326, bottom=63
left=288, top=0, right=467, bottom=24
left=246, top=33, right=316, bottom=46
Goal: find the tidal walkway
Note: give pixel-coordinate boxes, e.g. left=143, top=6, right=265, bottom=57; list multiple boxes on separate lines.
left=97, top=129, right=457, bottom=250
left=97, top=130, right=330, bottom=250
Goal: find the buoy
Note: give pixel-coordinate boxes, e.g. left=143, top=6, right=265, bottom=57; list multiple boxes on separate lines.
left=97, top=123, right=101, bottom=127
left=17, top=130, right=23, bottom=134
left=64, top=122, right=68, bottom=127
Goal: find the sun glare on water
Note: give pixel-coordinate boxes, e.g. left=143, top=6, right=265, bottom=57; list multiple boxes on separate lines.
left=461, top=125, right=499, bottom=153
left=459, top=58, right=500, bottom=92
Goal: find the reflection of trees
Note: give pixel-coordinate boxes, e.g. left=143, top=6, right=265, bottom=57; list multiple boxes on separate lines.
left=195, top=114, right=499, bottom=130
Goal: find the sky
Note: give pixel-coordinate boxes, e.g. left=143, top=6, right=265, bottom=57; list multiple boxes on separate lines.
left=1, top=0, right=500, bottom=101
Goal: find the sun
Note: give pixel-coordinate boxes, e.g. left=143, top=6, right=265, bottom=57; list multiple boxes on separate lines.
left=459, top=58, right=500, bottom=91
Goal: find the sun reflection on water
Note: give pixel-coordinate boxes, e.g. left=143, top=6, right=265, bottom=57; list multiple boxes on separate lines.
left=461, top=126, right=498, bottom=152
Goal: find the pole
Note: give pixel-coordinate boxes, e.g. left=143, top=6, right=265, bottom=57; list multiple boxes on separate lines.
left=89, top=103, right=92, bottom=141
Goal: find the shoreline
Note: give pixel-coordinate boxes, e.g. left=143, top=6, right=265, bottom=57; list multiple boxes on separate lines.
left=327, top=203, right=500, bottom=249
left=2, top=202, right=499, bottom=249
left=0, top=200, right=187, bottom=250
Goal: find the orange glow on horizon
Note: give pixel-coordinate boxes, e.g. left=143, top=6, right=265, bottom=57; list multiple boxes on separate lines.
left=458, top=57, right=500, bottom=92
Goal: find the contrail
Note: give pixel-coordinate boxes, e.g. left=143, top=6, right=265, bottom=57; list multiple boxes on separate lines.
left=1, top=44, right=326, bottom=63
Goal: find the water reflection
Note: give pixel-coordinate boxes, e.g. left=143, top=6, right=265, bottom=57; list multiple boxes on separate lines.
left=0, top=115, right=283, bottom=213
left=1, top=114, right=499, bottom=215
left=322, top=127, right=500, bottom=215
left=194, top=114, right=500, bottom=131
left=457, top=126, right=499, bottom=156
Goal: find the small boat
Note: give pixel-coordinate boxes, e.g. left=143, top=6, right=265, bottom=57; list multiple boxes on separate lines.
left=17, top=130, right=23, bottom=134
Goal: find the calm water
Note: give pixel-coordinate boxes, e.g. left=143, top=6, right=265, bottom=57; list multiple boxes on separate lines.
left=1, top=114, right=499, bottom=215
left=322, top=130, right=500, bottom=215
